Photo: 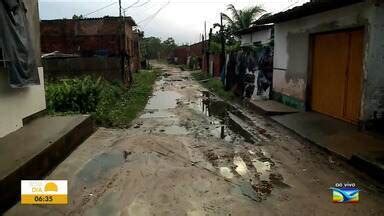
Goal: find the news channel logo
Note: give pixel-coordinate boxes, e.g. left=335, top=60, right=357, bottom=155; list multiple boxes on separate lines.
left=330, top=183, right=359, bottom=203
left=21, top=180, right=68, bottom=204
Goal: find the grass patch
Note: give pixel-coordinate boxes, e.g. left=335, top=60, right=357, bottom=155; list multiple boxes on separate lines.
left=46, top=69, right=159, bottom=128
left=191, top=71, right=235, bottom=101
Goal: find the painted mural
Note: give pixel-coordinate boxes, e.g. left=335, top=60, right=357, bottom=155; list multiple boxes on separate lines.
left=223, top=46, right=273, bottom=100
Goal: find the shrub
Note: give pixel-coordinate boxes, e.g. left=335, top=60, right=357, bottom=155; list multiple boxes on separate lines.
left=46, top=76, right=104, bottom=113
left=45, top=70, right=159, bottom=128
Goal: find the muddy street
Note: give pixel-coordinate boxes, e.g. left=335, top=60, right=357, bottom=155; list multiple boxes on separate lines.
left=7, top=63, right=384, bottom=216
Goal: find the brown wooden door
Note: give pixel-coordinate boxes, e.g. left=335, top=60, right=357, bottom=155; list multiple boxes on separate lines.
left=311, top=29, right=364, bottom=123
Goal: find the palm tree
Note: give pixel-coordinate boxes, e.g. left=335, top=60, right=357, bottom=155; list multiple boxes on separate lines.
left=221, top=4, right=265, bottom=34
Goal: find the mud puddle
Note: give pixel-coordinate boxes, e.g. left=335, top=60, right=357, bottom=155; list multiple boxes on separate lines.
left=146, top=90, right=183, bottom=109
left=191, top=91, right=255, bottom=143
left=74, top=151, right=125, bottom=185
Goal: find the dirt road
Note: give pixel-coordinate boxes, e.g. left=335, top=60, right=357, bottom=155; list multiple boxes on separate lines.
left=7, top=63, right=384, bottom=215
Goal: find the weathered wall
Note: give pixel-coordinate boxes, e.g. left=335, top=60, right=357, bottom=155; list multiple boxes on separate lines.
left=0, top=0, right=46, bottom=137
left=273, top=2, right=384, bottom=120
left=41, top=18, right=136, bottom=58
left=240, top=29, right=272, bottom=46
left=173, top=46, right=189, bottom=65
left=42, top=57, right=123, bottom=82
left=209, top=54, right=222, bottom=77
left=189, top=42, right=204, bottom=57
left=363, top=4, right=384, bottom=121
left=0, top=67, right=46, bottom=137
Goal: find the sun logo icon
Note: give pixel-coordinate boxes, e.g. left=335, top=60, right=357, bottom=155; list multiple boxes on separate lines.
left=44, top=182, right=58, bottom=192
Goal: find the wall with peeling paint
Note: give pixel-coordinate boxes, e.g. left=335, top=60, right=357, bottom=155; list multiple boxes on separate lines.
left=363, top=4, right=384, bottom=122
left=273, top=2, right=384, bottom=121
left=0, top=0, right=46, bottom=137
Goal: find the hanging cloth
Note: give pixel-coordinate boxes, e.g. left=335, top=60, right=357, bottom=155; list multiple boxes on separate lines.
left=0, top=0, right=40, bottom=88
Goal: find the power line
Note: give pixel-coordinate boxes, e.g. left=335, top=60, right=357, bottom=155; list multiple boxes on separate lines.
left=281, top=0, right=300, bottom=11
left=123, top=0, right=141, bottom=11
left=132, top=0, right=152, bottom=8
left=137, top=0, right=170, bottom=26
left=84, top=1, right=118, bottom=17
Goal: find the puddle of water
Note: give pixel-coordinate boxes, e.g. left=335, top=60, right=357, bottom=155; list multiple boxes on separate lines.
left=84, top=191, right=121, bottom=216
left=233, top=181, right=261, bottom=202
left=219, top=167, right=234, bottom=179
left=191, top=91, right=255, bottom=143
left=146, top=91, right=182, bottom=109
left=75, top=152, right=124, bottom=184
left=252, top=159, right=272, bottom=181
left=210, top=125, right=233, bottom=141
left=233, top=156, right=249, bottom=177
left=140, top=109, right=175, bottom=118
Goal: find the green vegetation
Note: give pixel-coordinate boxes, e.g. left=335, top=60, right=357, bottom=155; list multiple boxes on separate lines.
left=141, top=37, right=177, bottom=59
left=191, top=71, right=235, bottom=101
left=221, top=4, right=265, bottom=34
left=46, top=70, right=159, bottom=128
left=207, top=4, right=266, bottom=54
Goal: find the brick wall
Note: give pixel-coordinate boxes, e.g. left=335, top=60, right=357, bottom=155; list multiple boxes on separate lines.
left=41, top=18, right=137, bottom=58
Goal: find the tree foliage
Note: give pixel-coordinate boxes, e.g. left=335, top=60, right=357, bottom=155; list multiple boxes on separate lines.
left=221, top=4, right=265, bottom=34
left=72, top=14, right=84, bottom=19
left=141, top=37, right=162, bottom=59
left=141, top=36, right=177, bottom=59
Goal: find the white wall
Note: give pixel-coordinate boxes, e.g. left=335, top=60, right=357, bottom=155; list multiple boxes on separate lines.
left=273, top=2, right=384, bottom=120
left=0, top=67, right=46, bottom=137
left=0, top=0, right=46, bottom=137
left=240, top=29, right=272, bottom=46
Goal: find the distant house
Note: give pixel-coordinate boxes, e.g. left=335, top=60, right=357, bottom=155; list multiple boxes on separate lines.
left=237, top=24, right=274, bottom=47
left=172, top=46, right=189, bottom=65
left=40, top=16, right=141, bottom=84
left=256, top=0, right=384, bottom=125
left=0, top=0, right=46, bottom=137
left=131, top=30, right=143, bottom=73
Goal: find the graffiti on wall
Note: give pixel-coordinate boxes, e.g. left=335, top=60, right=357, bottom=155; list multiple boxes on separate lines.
left=223, top=46, right=273, bottom=100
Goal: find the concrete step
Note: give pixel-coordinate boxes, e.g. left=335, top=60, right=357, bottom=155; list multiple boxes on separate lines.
left=0, top=115, right=95, bottom=213
left=271, top=112, right=384, bottom=183
left=351, top=151, right=384, bottom=183
left=248, top=100, right=298, bottom=115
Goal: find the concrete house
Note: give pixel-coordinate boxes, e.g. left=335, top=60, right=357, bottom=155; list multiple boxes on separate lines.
left=256, top=0, right=384, bottom=126
left=237, top=24, right=274, bottom=47
left=0, top=0, right=46, bottom=137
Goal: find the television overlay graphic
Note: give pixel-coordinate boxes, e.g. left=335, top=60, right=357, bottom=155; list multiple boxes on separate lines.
left=21, top=180, right=68, bottom=204
left=330, top=183, right=359, bottom=203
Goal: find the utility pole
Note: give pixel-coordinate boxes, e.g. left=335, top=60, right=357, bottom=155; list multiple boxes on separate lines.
left=204, top=21, right=207, bottom=73
left=206, top=28, right=212, bottom=77
left=220, top=13, right=225, bottom=77
left=204, top=21, right=207, bottom=45
left=118, top=0, right=126, bottom=84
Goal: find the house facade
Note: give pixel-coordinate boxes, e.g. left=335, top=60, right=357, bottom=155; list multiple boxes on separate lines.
left=257, top=0, right=384, bottom=125
left=237, top=24, right=274, bottom=47
left=0, top=0, right=46, bottom=137
left=172, top=46, right=189, bottom=65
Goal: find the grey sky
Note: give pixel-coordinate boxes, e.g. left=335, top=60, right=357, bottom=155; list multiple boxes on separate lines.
left=39, top=0, right=309, bottom=44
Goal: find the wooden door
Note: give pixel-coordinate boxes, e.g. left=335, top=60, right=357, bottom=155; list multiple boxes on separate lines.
left=311, top=29, right=364, bottom=123
left=344, top=30, right=364, bottom=122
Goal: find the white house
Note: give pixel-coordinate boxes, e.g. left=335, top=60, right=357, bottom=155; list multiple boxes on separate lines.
left=256, top=0, right=384, bottom=125
left=0, top=0, right=46, bottom=137
left=237, top=24, right=274, bottom=47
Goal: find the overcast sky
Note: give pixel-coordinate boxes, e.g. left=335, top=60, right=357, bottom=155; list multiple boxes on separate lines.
left=39, top=0, right=309, bottom=44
